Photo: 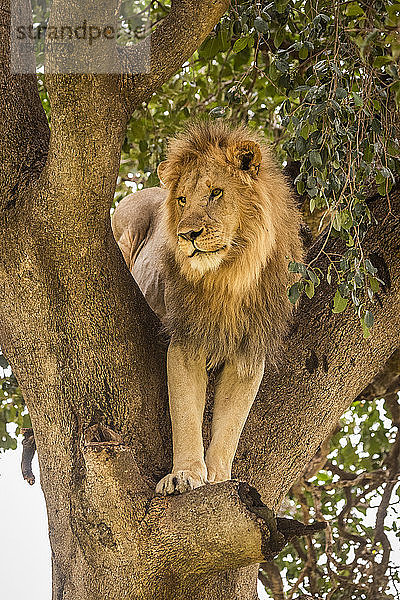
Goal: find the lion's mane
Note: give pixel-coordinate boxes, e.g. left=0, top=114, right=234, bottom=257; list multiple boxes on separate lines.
left=159, top=121, right=303, bottom=377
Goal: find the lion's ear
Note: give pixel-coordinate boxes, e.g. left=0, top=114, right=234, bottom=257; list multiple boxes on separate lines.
left=227, top=141, right=262, bottom=177
left=157, top=161, right=169, bottom=187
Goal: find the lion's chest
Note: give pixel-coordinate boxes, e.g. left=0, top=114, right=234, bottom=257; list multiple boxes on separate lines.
left=164, top=280, right=270, bottom=371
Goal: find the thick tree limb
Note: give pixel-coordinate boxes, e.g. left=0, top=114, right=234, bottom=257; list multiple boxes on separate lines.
left=357, top=348, right=400, bottom=404
left=141, top=481, right=325, bottom=576
left=0, top=0, right=49, bottom=208
left=73, top=445, right=325, bottom=597
left=120, top=0, right=230, bottom=110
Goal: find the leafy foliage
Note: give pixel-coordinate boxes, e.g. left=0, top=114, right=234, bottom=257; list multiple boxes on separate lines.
left=0, top=351, right=29, bottom=451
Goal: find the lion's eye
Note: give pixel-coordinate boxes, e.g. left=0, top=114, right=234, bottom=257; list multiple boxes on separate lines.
left=177, top=196, right=186, bottom=207
left=210, top=188, right=223, bottom=199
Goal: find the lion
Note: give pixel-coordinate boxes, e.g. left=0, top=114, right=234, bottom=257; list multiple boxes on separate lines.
left=112, top=121, right=303, bottom=495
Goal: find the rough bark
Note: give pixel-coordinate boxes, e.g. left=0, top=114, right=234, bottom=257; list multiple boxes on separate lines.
left=0, top=0, right=49, bottom=206
left=1, top=1, right=400, bottom=599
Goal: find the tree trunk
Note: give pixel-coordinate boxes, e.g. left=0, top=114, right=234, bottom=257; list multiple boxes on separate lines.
left=1, top=1, right=400, bottom=598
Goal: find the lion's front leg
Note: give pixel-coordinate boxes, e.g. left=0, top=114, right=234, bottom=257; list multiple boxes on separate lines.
left=205, top=359, right=265, bottom=483
left=156, top=340, right=208, bottom=495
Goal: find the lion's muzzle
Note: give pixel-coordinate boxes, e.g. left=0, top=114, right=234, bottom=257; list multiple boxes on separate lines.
left=178, top=227, right=204, bottom=242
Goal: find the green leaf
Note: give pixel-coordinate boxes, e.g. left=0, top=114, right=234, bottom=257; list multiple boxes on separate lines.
left=219, top=23, right=231, bottom=52
left=22, top=413, right=32, bottom=428
left=199, top=35, right=222, bottom=60
left=308, top=187, right=318, bottom=198
left=297, top=180, right=305, bottom=194
left=254, top=16, right=269, bottom=34
left=332, top=289, right=349, bottom=313
left=273, top=27, right=285, bottom=48
left=369, top=276, right=380, bottom=293
left=361, top=317, right=371, bottom=339
left=351, top=91, right=363, bottom=107
left=364, top=144, right=374, bottom=163
left=232, top=37, right=248, bottom=53
left=299, top=45, right=308, bottom=59
left=275, top=0, right=289, bottom=13
left=275, top=58, right=289, bottom=73
left=335, top=87, right=347, bottom=99
left=296, top=136, right=307, bottom=156
left=340, top=210, right=353, bottom=231
left=309, top=150, right=322, bottom=168
left=307, top=269, right=320, bottom=285
left=288, top=261, right=308, bottom=276
left=364, top=310, right=374, bottom=328
left=346, top=2, right=365, bottom=16
left=305, top=281, right=315, bottom=298
left=288, top=282, right=302, bottom=304
left=373, top=55, right=394, bottom=69
left=247, top=35, right=255, bottom=49
left=333, top=212, right=342, bottom=231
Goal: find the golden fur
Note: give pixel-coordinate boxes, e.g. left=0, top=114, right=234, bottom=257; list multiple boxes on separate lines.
left=158, top=121, right=303, bottom=377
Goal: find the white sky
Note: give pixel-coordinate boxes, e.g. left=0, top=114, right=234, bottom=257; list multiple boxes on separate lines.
left=0, top=439, right=398, bottom=600
left=0, top=441, right=51, bottom=599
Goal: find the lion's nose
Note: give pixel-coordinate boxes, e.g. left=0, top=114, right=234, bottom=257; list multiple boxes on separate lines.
left=178, top=228, right=204, bottom=242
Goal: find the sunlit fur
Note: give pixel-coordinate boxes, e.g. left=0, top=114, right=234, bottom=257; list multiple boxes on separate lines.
left=158, top=121, right=304, bottom=377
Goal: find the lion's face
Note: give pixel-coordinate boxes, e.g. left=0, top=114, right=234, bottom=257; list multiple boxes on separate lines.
left=159, top=136, right=264, bottom=278
left=172, top=166, right=243, bottom=275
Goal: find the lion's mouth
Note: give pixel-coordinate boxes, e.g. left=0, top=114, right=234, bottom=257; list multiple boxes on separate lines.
left=189, top=245, right=227, bottom=258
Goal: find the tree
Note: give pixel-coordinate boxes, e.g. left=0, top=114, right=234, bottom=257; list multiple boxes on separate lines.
left=1, top=1, right=399, bottom=599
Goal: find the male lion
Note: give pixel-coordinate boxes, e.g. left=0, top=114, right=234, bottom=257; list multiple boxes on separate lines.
left=112, top=121, right=303, bottom=495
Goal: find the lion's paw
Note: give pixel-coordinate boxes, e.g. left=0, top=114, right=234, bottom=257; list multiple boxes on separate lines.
left=206, top=467, right=231, bottom=484
left=155, top=470, right=206, bottom=496
left=205, top=454, right=232, bottom=484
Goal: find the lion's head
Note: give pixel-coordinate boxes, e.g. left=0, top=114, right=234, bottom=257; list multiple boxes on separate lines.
left=157, top=122, right=281, bottom=283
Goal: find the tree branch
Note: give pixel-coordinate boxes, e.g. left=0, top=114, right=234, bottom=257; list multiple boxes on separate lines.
left=357, top=348, right=400, bottom=404
left=136, top=481, right=325, bottom=578
left=120, top=0, right=229, bottom=110
left=0, top=0, right=49, bottom=210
